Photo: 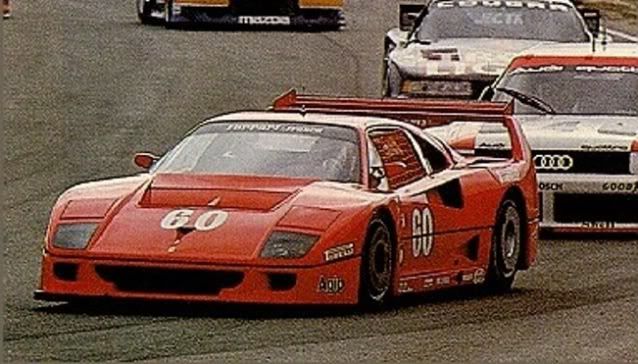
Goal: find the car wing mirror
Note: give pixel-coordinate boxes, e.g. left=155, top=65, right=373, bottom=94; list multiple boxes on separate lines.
left=580, top=8, right=601, bottom=38
left=134, top=152, right=159, bottom=170
left=399, top=3, right=425, bottom=32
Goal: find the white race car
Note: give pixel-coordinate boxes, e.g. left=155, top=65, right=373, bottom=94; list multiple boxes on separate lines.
left=435, top=43, right=638, bottom=233
left=383, top=0, right=602, bottom=99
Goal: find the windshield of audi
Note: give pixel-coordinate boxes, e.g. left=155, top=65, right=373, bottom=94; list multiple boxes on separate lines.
left=415, top=1, right=589, bottom=42
left=151, top=122, right=362, bottom=183
left=491, top=63, right=638, bottom=115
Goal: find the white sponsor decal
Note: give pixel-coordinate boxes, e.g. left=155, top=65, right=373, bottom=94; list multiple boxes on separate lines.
left=533, top=154, right=574, bottom=171
left=160, top=209, right=228, bottom=232
left=582, top=221, right=616, bottom=229
left=602, top=182, right=638, bottom=193
left=324, top=243, right=355, bottom=262
left=412, top=207, right=434, bottom=258
left=225, top=123, right=324, bottom=134
left=576, top=66, right=638, bottom=74
left=510, top=65, right=564, bottom=75
left=473, top=268, right=486, bottom=284
left=437, top=0, right=569, bottom=11
left=238, top=16, right=291, bottom=26
left=318, top=276, right=345, bottom=294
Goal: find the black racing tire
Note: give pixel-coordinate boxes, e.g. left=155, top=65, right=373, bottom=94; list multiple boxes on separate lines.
left=359, top=218, right=395, bottom=307
left=381, top=42, right=396, bottom=97
left=485, top=199, right=522, bottom=292
left=136, top=0, right=155, bottom=24
left=164, top=0, right=175, bottom=28
left=383, top=62, right=402, bottom=98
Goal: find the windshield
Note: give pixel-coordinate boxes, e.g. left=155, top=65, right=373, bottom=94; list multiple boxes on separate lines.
left=492, top=63, right=638, bottom=115
left=417, top=1, right=589, bottom=42
left=152, top=121, right=362, bottom=183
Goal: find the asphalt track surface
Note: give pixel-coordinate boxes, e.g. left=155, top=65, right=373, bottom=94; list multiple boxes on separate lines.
left=3, top=0, right=638, bottom=361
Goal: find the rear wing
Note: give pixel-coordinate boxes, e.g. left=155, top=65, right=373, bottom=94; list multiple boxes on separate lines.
left=271, top=89, right=530, bottom=163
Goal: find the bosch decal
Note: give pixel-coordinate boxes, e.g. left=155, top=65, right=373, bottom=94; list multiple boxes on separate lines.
left=539, top=183, right=564, bottom=191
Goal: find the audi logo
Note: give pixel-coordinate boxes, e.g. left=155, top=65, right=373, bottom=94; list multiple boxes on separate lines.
left=533, top=154, right=574, bottom=171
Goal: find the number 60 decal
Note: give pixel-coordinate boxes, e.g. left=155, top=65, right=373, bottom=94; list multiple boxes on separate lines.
left=412, top=207, right=434, bottom=258
left=160, top=209, right=228, bottom=232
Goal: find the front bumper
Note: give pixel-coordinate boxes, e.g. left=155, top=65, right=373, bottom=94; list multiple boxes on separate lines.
left=538, top=173, right=638, bottom=233
left=35, top=253, right=361, bottom=305
left=166, top=5, right=345, bottom=29
left=397, top=75, right=496, bottom=100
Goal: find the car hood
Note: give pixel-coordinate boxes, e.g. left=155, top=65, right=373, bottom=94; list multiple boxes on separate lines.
left=57, top=174, right=374, bottom=263
left=389, top=38, right=557, bottom=79
left=474, top=115, right=638, bottom=151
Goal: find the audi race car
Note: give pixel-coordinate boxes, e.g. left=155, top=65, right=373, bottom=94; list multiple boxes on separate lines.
left=136, top=0, right=345, bottom=30
left=437, top=43, right=638, bottom=233
left=383, top=0, right=602, bottom=99
left=34, top=90, right=538, bottom=306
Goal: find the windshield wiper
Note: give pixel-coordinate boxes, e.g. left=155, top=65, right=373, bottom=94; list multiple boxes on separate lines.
left=495, top=87, right=556, bottom=115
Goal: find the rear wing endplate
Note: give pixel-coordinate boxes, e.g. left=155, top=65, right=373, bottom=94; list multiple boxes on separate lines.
left=270, top=89, right=530, bottom=163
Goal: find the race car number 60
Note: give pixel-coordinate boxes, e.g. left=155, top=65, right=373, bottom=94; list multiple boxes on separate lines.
left=160, top=209, right=228, bottom=231
left=412, top=207, right=434, bottom=257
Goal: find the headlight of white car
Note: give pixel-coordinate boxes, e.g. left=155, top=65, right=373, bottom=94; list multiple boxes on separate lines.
left=53, top=223, right=99, bottom=249
left=401, top=80, right=472, bottom=97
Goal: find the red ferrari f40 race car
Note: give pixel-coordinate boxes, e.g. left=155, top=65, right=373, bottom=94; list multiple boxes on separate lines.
left=35, top=90, right=538, bottom=306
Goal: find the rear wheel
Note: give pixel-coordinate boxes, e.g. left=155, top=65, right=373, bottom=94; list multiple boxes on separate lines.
left=360, top=219, right=394, bottom=307
left=485, top=199, right=522, bottom=292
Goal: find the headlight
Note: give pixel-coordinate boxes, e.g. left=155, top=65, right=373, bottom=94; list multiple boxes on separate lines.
left=260, top=231, right=319, bottom=259
left=52, top=223, right=98, bottom=249
left=401, top=80, right=472, bottom=97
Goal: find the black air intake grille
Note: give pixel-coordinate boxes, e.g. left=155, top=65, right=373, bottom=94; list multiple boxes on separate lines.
left=95, top=266, right=244, bottom=295
left=554, top=193, right=638, bottom=223
left=476, top=150, right=630, bottom=175
left=231, top=0, right=299, bottom=15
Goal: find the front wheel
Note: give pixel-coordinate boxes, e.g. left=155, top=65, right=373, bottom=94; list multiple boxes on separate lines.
left=360, top=219, right=394, bottom=307
left=137, top=0, right=155, bottom=24
left=485, top=199, right=522, bottom=292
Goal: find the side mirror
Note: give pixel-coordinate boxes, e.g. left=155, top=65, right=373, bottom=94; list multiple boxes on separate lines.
left=399, top=3, right=425, bottom=31
left=580, top=8, right=601, bottom=38
left=369, top=166, right=386, bottom=189
left=134, top=152, right=158, bottom=170
left=479, top=85, right=494, bottom=101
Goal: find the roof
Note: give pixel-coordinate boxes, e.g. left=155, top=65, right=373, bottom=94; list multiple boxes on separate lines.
left=515, top=42, right=638, bottom=59
left=204, top=110, right=405, bottom=130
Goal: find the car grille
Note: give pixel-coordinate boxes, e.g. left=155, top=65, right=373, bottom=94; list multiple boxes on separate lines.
left=230, top=0, right=298, bottom=15
left=476, top=150, right=631, bottom=175
left=95, top=265, right=244, bottom=295
left=554, top=193, right=638, bottom=223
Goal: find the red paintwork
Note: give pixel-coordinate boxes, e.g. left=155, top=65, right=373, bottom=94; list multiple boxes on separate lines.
left=509, top=55, right=638, bottom=69
left=35, top=91, right=538, bottom=305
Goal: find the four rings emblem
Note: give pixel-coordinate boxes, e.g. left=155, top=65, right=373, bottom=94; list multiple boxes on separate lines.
left=533, top=154, right=574, bottom=171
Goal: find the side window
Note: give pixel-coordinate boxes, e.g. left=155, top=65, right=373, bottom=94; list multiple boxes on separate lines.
left=413, top=133, right=451, bottom=174
left=368, top=129, right=427, bottom=189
